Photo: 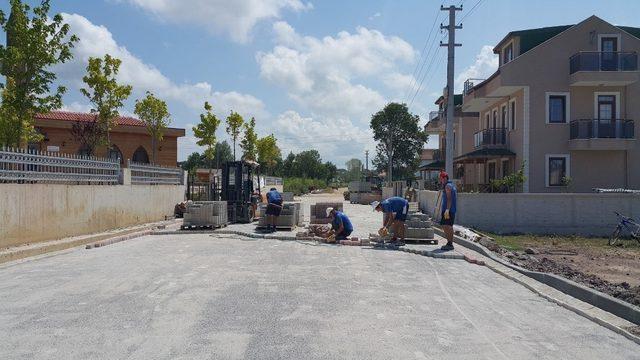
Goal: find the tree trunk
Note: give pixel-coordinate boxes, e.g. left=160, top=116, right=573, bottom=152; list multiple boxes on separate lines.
left=151, top=136, right=157, bottom=164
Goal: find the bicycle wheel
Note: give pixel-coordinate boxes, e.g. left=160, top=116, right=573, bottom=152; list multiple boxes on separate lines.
left=609, top=226, right=622, bottom=246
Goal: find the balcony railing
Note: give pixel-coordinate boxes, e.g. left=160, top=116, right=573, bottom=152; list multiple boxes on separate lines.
left=569, top=52, right=638, bottom=74
left=429, top=111, right=442, bottom=121
left=464, top=78, right=485, bottom=95
left=569, top=119, right=635, bottom=139
left=474, top=128, right=508, bottom=148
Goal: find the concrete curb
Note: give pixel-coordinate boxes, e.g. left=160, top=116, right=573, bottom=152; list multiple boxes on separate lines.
left=432, top=227, right=640, bottom=344
left=85, top=229, right=154, bottom=249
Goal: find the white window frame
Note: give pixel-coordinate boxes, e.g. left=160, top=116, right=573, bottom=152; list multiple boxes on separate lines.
left=597, top=34, right=621, bottom=52
left=492, top=107, right=499, bottom=129
left=545, top=92, right=570, bottom=124
left=500, top=104, right=508, bottom=129
left=545, top=154, right=570, bottom=187
left=593, top=91, right=620, bottom=119
left=509, top=98, right=517, bottom=131
left=502, top=40, right=514, bottom=65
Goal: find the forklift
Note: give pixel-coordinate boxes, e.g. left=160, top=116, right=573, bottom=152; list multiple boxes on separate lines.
left=221, top=160, right=261, bottom=224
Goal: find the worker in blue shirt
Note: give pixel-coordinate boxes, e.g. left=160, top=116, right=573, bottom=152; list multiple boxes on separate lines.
left=327, top=207, right=353, bottom=240
left=265, top=187, right=283, bottom=232
left=439, top=171, right=457, bottom=251
left=372, top=196, right=409, bottom=244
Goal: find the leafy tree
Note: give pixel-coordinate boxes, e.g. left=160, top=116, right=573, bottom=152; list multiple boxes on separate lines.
left=0, top=0, right=79, bottom=147
left=324, top=161, right=338, bottom=183
left=134, top=91, right=171, bottom=164
left=256, top=134, right=281, bottom=176
left=281, top=152, right=296, bottom=177
left=213, top=140, right=233, bottom=166
left=80, top=54, right=132, bottom=150
left=225, top=111, right=244, bottom=160
left=70, top=117, right=105, bottom=156
left=293, top=150, right=324, bottom=178
left=192, top=102, right=221, bottom=179
left=370, top=102, right=427, bottom=182
left=240, top=116, right=257, bottom=161
left=345, top=158, right=363, bottom=182
left=182, top=151, right=203, bottom=173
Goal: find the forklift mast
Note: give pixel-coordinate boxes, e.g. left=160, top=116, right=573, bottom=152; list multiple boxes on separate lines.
left=221, top=161, right=260, bottom=223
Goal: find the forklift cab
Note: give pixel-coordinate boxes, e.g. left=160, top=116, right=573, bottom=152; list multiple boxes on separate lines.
left=221, top=160, right=260, bottom=223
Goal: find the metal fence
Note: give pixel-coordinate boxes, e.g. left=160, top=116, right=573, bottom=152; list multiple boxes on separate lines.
left=0, top=146, right=121, bottom=184
left=128, top=160, right=184, bottom=185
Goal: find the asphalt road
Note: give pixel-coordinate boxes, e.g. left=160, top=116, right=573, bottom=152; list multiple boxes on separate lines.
left=1, top=233, right=638, bottom=359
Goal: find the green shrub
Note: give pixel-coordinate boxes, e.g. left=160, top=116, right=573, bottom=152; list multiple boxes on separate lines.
left=283, top=177, right=328, bottom=195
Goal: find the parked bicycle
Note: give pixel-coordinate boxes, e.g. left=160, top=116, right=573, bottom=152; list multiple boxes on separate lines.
left=609, top=212, right=640, bottom=246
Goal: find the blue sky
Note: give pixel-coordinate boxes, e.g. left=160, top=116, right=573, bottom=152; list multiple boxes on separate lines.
left=2, top=0, right=638, bottom=165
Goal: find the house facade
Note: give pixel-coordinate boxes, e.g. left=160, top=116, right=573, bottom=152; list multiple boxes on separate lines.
left=460, top=16, right=639, bottom=192
left=32, top=111, right=185, bottom=167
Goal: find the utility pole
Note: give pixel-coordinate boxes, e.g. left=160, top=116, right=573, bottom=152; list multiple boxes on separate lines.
left=440, top=4, right=462, bottom=176
left=365, top=150, right=369, bottom=172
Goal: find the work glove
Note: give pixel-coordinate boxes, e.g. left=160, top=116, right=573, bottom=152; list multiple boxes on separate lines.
left=444, top=209, right=450, bottom=220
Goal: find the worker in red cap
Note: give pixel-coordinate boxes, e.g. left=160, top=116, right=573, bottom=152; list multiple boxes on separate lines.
left=439, top=171, right=457, bottom=251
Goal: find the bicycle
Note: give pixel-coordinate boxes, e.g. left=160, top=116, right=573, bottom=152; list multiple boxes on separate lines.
left=609, top=212, right=640, bottom=246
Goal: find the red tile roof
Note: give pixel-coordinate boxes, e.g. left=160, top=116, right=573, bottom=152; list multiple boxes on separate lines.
left=35, top=111, right=145, bottom=127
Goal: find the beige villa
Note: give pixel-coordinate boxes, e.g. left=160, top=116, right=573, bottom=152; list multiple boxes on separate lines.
left=438, top=15, right=639, bottom=193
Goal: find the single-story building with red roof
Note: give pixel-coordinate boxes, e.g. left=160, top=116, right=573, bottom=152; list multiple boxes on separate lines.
left=32, top=111, right=185, bottom=167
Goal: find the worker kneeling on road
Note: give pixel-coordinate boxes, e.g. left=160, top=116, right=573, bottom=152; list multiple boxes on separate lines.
left=265, top=187, right=283, bottom=232
left=372, top=196, right=409, bottom=245
left=327, top=207, right=353, bottom=240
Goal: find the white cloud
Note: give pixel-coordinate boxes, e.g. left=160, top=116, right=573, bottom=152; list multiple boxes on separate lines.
left=273, top=110, right=375, bottom=165
left=454, top=45, right=498, bottom=92
left=369, top=12, right=381, bottom=21
left=382, top=72, right=417, bottom=93
left=56, top=13, right=267, bottom=120
left=121, top=0, right=313, bottom=43
left=257, top=21, right=415, bottom=123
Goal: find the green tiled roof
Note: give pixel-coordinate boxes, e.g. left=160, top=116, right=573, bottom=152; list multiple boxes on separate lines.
left=495, top=25, right=572, bottom=55
left=619, top=26, right=640, bottom=39
left=454, top=148, right=515, bottom=161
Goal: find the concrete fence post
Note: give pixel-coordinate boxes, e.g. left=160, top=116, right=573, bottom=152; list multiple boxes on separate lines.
left=119, top=168, right=132, bottom=185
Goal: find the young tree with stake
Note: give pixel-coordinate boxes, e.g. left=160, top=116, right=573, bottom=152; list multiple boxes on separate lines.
left=225, top=111, right=244, bottom=161
left=193, top=102, right=221, bottom=182
left=134, top=92, right=171, bottom=164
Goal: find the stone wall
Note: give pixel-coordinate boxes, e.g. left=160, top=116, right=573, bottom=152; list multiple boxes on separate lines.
left=418, top=190, right=640, bottom=236
left=0, top=183, right=185, bottom=247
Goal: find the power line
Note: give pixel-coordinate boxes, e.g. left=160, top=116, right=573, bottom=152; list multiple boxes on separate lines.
left=408, top=46, right=444, bottom=108
left=403, top=3, right=444, bottom=103
left=458, top=0, right=485, bottom=25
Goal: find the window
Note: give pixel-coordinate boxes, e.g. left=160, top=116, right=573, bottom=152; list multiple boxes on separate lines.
left=546, top=154, right=570, bottom=187
left=132, top=146, right=150, bottom=164
left=488, top=162, right=496, bottom=181
left=503, top=43, right=514, bottom=64
left=509, top=100, right=516, bottom=130
left=492, top=109, right=498, bottom=129
left=501, top=159, right=510, bottom=178
left=546, top=93, right=569, bottom=124
left=501, top=105, right=507, bottom=129
left=485, top=113, right=490, bottom=129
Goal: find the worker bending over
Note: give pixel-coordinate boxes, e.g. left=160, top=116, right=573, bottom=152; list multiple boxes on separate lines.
left=265, top=187, right=283, bottom=232
left=372, top=196, right=409, bottom=245
left=327, top=207, right=353, bottom=240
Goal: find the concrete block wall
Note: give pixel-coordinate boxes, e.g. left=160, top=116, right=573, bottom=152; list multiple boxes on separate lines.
left=417, top=190, right=640, bottom=236
left=0, top=183, right=185, bottom=247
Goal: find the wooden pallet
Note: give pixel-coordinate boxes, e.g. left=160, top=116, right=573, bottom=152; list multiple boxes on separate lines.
left=180, top=223, right=228, bottom=230
left=255, top=225, right=297, bottom=231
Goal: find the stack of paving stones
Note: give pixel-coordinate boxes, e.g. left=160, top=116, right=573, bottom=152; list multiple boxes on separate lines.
left=348, top=181, right=380, bottom=205
left=258, top=202, right=299, bottom=229
left=309, top=202, right=343, bottom=224
left=281, top=192, right=294, bottom=202
left=403, top=212, right=435, bottom=241
left=182, top=201, right=228, bottom=229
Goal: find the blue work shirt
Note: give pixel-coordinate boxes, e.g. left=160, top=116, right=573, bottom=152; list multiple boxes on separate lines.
left=332, top=211, right=353, bottom=233
left=380, top=197, right=408, bottom=214
left=267, top=190, right=282, bottom=204
left=442, top=181, right=457, bottom=214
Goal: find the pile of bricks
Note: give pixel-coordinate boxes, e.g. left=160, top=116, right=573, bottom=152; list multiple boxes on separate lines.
left=309, top=202, right=343, bottom=224
left=258, top=202, right=299, bottom=229
left=339, top=237, right=369, bottom=246
left=404, top=212, right=435, bottom=240
left=183, top=201, right=228, bottom=228
left=348, top=181, right=382, bottom=205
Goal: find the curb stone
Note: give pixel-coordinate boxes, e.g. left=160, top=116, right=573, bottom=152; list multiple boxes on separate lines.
left=432, top=226, right=640, bottom=345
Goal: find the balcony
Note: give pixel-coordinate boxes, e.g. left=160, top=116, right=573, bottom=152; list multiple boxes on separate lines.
left=569, top=52, right=639, bottom=86
left=473, top=128, right=508, bottom=149
left=569, top=119, right=635, bottom=150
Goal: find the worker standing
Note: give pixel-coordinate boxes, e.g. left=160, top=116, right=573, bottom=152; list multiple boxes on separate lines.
left=327, top=207, right=353, bottom=240
left=439, top=171, right=457, bottom=251
left=372, top=196, right=409, bottom=245
left=265, top=187, right=283, bottom=232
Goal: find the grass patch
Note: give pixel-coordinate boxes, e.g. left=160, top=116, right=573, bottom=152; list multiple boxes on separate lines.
left=487, top=233, right=640, bottom=251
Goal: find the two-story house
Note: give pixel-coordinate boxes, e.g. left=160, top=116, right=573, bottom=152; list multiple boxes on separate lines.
left=461, top=16, right=639, bottom=192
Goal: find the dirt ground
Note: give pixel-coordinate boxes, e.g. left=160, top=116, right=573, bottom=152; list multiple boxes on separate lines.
left=487, top=234, right=640, bottom=307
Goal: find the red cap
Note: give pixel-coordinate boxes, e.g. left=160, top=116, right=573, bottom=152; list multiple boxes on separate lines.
left=439, top=170, right=449, bottom=180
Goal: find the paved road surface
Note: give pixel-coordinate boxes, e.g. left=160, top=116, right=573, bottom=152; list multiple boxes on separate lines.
left=1, top=232, right=638, bottom=359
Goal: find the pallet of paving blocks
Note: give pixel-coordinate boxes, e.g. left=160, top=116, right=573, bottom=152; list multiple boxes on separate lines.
left=182, top=201, right=228, bottom=229
left=257, top=202, right=299, bottom=230
left=404, top=212, right=436, bottom=243
left=309, top=202, right=343, bottom=224
left=348, top=181, right=372, bottom=193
